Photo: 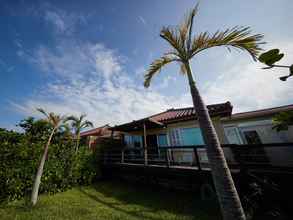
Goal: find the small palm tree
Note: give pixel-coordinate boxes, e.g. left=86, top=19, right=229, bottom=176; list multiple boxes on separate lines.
left=31, top=108, right=66, bottom=206
left=66, top=114, right=93, bottom=152
left=144, top=4, right=264, bottom=220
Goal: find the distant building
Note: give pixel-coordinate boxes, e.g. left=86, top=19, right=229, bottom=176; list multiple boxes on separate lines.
left=80, top=124, right=120, bottom=149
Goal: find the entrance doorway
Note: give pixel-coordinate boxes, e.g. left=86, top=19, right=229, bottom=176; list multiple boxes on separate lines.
left=146, top=134, right=158, bottom=157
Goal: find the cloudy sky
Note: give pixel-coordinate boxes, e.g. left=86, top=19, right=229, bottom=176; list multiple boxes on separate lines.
left=0, top=0, right=293, bottom=130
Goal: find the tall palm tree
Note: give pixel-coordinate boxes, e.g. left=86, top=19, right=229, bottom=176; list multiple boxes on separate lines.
left=31, top=108, right=66, bottom=206
left=144, top=4, right=264, bottom=220
left=66, top=114, right=93, bottom=152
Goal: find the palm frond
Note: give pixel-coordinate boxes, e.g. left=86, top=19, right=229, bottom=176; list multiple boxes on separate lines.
left=190, top=26, right=264, bottom=60
left=144, top=55, right=178, bottom=87
left=183, top=3, right=198, bottom=50
left=160, top=27, right=187, bottom=59
left=79, top=114, right=86, bottom=121
left=164, top=50, right=181, bottom=59
left=65, top=115, right=79, bottom=123
left=36, top=108, right=49, bottom=118
left=81, top=120, right=94, bottom=129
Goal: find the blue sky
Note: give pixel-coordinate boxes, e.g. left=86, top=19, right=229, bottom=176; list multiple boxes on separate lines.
left=1, top=0, right=293, bottom=130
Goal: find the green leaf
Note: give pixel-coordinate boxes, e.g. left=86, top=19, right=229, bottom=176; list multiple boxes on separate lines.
left=258, top=49, right=284, bottom=65
left=259, top=49, right=279, bottom=62
left=265, top=53, right=284, bottom=66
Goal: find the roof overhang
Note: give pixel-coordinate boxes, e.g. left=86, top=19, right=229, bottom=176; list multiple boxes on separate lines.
left=110, top=118, right=165, bottom=132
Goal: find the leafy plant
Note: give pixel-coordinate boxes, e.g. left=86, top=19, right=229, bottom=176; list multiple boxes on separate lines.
left=272, top=111, right=293, bottom=132
left=0, top=124, right=97, bottom=204
left=258, top=49, right=293, bottom=81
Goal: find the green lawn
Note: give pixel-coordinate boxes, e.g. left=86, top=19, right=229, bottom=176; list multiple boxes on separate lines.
left=0, top=181, right=221, bottom=220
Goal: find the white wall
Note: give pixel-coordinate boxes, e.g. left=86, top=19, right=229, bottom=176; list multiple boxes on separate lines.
left=223, top=119, right=291, bottom=144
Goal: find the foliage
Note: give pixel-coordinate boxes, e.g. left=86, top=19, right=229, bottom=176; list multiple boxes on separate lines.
left=66, top=114, right=93, bottom=135
left=144, top=4, right=264, bottom=87
left=258, top=49, right=284, bottom=66
left=272, top=111, right=293, bottom=132
left=0, top=119, right=97, bottom=204
left=258, top=49, right=293, bottom=81
left=65, top=114, right=93, bottom=151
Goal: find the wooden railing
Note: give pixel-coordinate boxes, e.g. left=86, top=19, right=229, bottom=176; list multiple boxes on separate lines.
left=103, top=143, right=293, bottom=172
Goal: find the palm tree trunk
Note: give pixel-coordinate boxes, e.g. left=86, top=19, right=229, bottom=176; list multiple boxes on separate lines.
left=31, top=128, right=55, bottom=206
left=75, top=134, right=80, bottom=152
left=185, top=62, right=246, bottom=220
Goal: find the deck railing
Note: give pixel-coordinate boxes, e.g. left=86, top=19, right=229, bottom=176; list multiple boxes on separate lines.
left=103, top=143, right=293, bottom=172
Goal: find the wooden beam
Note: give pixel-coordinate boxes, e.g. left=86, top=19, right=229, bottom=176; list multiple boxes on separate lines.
left=121, top=149, right=125, bottom=163
left=143, top=122, right=148, bottom=165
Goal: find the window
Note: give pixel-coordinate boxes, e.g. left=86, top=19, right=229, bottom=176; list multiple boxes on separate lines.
left=169, top=128, right=182, bottom=146
left=224, top=126, right=243, bottom=144
left=181, top=127, right=204, bottom=145
left=169, top=127, right=204, bottom=146
left=133, top=135, right=142, bottom=148
left=124, top=135, right=142, bottom=148
left=243, top=130, right=262, bottom=144
left=124, top=135, right=132, bottom=147
left=158, top=134, right=168, bottom=147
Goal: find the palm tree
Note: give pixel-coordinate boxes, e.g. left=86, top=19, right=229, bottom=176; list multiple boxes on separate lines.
left=31, top=108, right=66, bottom=206
left=144, top=4, right=264, bottom=220
left=66, top=114, right=93, bottom=152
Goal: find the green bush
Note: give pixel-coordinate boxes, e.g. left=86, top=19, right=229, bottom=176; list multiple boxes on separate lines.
left=0, top=127, right=97, bottom=203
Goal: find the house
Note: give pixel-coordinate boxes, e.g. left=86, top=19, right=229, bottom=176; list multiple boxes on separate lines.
left=110, top=102, right=232, bottom=164
left=110, top=102, right=293, bottom=165
left=222, top=104, right=293, bottom=145
left=80, top=124, right=120, bottom=149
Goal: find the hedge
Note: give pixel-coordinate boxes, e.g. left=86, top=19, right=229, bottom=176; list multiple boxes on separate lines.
left=0, top=128, right=97, bottom=203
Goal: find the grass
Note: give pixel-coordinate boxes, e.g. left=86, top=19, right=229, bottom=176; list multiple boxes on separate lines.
left=0, top=181, right=221, bottom=220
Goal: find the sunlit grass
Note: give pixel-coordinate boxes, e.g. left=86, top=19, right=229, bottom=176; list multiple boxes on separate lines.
left=0, top=181, right=221, bottom=220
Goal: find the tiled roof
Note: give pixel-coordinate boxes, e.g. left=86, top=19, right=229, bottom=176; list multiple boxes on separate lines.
left=80, top=124, right=111, bottom=137
left=149, top=101, right=233, bottom=124
left=224, top=104, right=293, bottom=121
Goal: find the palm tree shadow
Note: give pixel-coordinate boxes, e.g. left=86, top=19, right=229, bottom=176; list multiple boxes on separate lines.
left=78, top=181, right=221, bottom=220
left=78, top=187, right=163, bottom=220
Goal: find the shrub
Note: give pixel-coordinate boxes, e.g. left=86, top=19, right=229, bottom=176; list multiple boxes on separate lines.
left=0, top=128, right=97, bottom=203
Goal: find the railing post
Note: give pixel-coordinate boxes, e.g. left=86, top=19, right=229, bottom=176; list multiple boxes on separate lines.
left=143, top=122, right=148, bottom=166
left=165, top=149, right=170, bottom=167
left=193, top=147, right=201, bottom=171
left=121, top=149, right=125, bottom=163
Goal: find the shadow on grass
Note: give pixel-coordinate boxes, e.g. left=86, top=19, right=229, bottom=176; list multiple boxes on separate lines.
left=78, top=180, right=221, bottom=220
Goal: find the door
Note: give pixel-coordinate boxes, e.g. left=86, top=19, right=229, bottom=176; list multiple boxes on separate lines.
left=146, top=134, right=158, bottom=157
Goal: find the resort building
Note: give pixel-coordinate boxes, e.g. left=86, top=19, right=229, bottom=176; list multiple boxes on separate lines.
left=108, top=102, right=293, bottom=164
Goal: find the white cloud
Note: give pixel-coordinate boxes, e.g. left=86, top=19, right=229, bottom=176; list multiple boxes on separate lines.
left=45, top=11, right=67, bottom=33
left=201, top=42, right=293, bottom=113
left=12, top=41, right=190, bottom=127
left=43, top=5, right=90, bottom=35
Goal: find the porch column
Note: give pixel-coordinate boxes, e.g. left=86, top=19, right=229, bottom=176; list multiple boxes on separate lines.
left=143, top=122, right=148, bottom=165
left=110, top=129, right=114, bottom=139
